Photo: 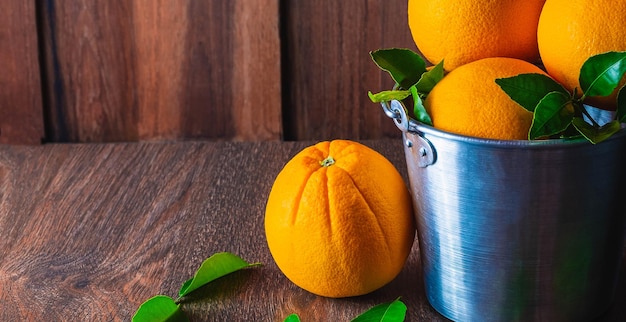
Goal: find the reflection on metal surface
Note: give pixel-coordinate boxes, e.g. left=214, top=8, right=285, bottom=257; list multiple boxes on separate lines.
left=384, top=100, right=626, bottom=321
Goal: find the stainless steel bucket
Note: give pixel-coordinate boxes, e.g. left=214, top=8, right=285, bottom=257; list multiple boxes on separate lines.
left=383, top=100, right=626, bottom=321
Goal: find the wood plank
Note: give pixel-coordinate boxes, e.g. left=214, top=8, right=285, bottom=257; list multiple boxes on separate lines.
left=231, top=0, right=282, bottom=141
left=0, top=142, right=225, bottom=319
left=38, top=0, right=281, bottom=142
left=1, top=141, right=624, bottom=320
left=283, top=0, right=418, bottom=140
left=38, top=0, right=139, bottom=142
left=0, top=0, right=45, bottom=145
left=0, top=140, right=442, bottom=321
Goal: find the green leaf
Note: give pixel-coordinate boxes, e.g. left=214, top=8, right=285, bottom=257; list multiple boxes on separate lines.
left=410, top=86, right=432, bottom=125
left=351, top=298, right=407, bottom=322
left=579, top=51, right=626, bottom=98
left=495, top=73, right=569, bottom=112
left=370, top=48, right=427, bottom=89
left=529, top=91, right=575, bottom=139
left=572, top=118, right=622, bottom=144
left=415, top=60, right=444, bottom=94
left=617, top=85, right=626, bottom=123
left=368, top=90, right=411, bottom=103
left=283, top=314, right=301, bottom=322
left=132, top=295, right=188, bottom=322
left=178, top=252, right=261, bottom=298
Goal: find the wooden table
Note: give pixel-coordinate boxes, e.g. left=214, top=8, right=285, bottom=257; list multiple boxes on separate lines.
left=0, top=140, right=624, bottom=321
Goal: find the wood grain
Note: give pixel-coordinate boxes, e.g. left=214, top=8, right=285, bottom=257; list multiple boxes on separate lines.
left=38, top=0, right=139, bottom=142
left=37, top=0, right=282, bottom=142
left=282, top=0, right=418, bottom=141
left=0, top=0, right=45, bottom=145
left=0, top=141, right=624, bottom=321
left=28, top=0, right=417, bottom=143
left=231, top=0, right=282, bottom=141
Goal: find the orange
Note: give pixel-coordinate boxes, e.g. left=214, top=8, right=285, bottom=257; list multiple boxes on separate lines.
left=537, top=0, right=626, bottom=110
left=408, top=0, right=545, bottom=71
left=265, top=140, right=415, bottom=298
left=425, top=57, right=549, bottom=140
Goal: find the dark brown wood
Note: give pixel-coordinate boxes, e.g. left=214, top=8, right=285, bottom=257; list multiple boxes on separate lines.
left=282, top=0, right=418, bottom=141
left=37, top=0, right=281, bottom=142
left=3, top=0, right=430, bottom=144
left=0, top=0, right=45, bottom=145
left=3, top=0, right=417, bottom=143
left=0, top=140, right=624, bottom=321
left=231, top=0, right=282, bottom=141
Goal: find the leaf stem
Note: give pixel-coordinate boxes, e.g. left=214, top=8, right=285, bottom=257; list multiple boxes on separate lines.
left=320, top=156, right=335, bottom=167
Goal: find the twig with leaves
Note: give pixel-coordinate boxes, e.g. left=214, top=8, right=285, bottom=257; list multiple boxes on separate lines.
left=368, top=48, right=626, bottom=144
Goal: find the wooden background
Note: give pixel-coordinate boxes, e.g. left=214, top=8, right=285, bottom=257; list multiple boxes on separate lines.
left=0, top=0, right=418, bottom=144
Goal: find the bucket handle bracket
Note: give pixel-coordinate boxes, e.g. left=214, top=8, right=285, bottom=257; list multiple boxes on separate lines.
left=381, top=100, right=436, bottom=167
left=381, top=100, right=419, bottom=133
left=409, top=135, right=436, bottom=167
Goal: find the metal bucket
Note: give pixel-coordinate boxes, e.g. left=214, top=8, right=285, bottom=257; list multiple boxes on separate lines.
left=383, top=100, right=626, bottom=321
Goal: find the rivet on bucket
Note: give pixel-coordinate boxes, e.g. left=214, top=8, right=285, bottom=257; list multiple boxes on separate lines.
left=405, top=135, right=435, bottom=168
left=383, top=100, right=436, bottom=168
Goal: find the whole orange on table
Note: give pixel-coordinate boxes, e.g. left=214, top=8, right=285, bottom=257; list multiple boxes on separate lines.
left=265, top=140, right=415, bottom=298
left=537, top=0, right=626, bottom=110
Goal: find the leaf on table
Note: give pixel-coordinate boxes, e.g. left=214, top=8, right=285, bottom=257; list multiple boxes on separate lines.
left=495, top=73, right=569, bottom=112
left=132, top=295, right=189, bottom=322
left=370, top=48, right=427, bottom=90
left=579, top=51, right=626, bottom=98
left=178, top=252, right=261, bottom=298
left=350, top=298, right=407, bottom=322
left=283, top=313, right=301, bottom=322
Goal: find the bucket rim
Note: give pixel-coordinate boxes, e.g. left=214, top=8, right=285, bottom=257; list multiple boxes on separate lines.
left=409, top=121, right=626, bottom=149
left=383, top=99, right=626, bottom=149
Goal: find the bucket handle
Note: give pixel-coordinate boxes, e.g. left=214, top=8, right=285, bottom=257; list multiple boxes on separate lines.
left=381, top=100, right=437, bottom=167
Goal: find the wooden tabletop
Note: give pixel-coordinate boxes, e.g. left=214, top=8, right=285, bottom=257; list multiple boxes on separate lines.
left=0, top=140, right=624, bottom=321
